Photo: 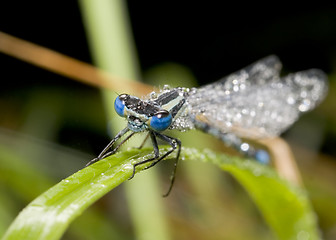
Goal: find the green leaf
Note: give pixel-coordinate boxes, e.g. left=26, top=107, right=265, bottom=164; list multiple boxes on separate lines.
left=2, top=147, right=319, bottom=240
left=183, top=148, right=320, bottom=240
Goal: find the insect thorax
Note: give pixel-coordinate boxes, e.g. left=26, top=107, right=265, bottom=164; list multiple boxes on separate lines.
left=146, top=86, right=196, bottom=132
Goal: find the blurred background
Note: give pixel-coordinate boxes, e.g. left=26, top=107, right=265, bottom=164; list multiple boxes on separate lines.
left=0, top=1, right=335, bottom=239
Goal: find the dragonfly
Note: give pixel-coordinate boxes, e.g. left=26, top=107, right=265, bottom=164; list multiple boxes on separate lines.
left=86, top=55, right=328, bottom=196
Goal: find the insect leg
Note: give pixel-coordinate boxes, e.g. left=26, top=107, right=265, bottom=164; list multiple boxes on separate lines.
left=129, top=131, right=181, bottom=196
left=137, top=133, right=150, bottom=149
left=155, top=132, right=181, bottom=197
left=129, top=131, right=159, bottom=179
left=148, top=132, right=181, bottom=168
left=99, top=132, right=136, bottom=159
left=86, top=127, right=130, bottom=167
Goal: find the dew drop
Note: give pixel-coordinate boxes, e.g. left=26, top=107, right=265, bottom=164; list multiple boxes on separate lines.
left=287, top=96, right=295, bottom=105
left=150, top=91, right=157, bottom=99
left=253, top=168, right=262, bottom=177
left=240, top=143, right=250, bottom=152
left=300, top=90, right=308, bottom=98
left=298, top=99, right=311, bottom=112
left=241, top=108, right=248, bottom=115
left=163, top=85, right=170, bottom=91
left=124, top=164, right=133, bottom=170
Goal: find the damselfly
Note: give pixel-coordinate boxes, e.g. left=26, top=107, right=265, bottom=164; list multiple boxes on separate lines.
left=87, top=56, right=328, bottom=196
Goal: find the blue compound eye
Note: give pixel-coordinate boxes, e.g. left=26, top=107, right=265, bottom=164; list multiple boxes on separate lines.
left=114, top=94, right=127, bottom=117
left=150, top=110, right=172, bottom=131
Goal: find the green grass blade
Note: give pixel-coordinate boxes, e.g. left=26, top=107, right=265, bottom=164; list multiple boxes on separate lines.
left=2, top=147, right=319, bottom=240
left=2, top=149, right=144, bottom=240
left=183, top=148, right=320, bottom=240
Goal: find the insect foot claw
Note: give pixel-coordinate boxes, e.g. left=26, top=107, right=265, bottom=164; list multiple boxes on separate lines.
left=85, top=157, right=99, bottom=167
left=128, top=166, right=136, bottom=180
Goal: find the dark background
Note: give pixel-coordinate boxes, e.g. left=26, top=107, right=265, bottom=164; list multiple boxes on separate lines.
left=1, top=2, right=335, bottom=88
left=1, top=1, right=335, bottom=155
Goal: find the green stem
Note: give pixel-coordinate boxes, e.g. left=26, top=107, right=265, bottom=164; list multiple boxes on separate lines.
left=78, top=1, right=170, bottom=240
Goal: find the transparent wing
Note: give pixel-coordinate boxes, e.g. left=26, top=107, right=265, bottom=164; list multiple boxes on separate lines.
left=201, top=55, right=282, bottom=92
left=187, top=56, right=328, bottom=139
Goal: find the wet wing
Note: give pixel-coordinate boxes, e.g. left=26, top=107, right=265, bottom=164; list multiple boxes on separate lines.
left=187, top=56, right=328, bottom=138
